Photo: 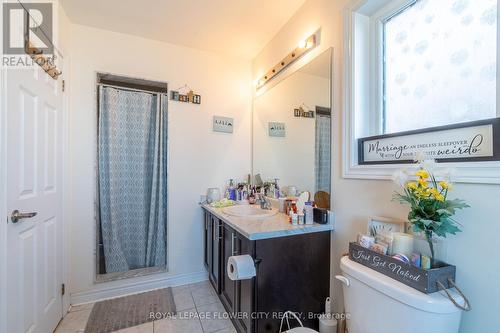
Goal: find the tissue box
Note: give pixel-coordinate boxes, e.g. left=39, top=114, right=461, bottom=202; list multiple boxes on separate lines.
left=348, top=242, right=456, bottom=294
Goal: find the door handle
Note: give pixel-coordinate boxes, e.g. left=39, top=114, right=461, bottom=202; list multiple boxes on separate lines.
left=213, top=220, right=217, bottom=241
left=10, top=210, right=37, bottom=223
left=231, top=233, right=238, bottom=255
left=231, top=233, right=234, bottom=255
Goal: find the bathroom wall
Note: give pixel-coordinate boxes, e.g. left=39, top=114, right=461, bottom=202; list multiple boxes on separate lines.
left=67, top=24, right=252, bottom=303
left=252, top=0, right=500, bottom=331
left=253, top=71, right=330, bottom=193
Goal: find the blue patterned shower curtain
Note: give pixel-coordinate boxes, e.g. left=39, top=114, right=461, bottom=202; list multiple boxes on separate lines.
left=315, top=113, right=331, bottom=193
left=98, top=86, right=167, bottom=273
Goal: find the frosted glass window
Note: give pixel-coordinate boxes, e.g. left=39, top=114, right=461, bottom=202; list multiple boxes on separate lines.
left=384, top=0, right=497, bottom=134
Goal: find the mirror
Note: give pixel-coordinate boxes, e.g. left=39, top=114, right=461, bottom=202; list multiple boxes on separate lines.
left=252, top=48, right=332, bottom=208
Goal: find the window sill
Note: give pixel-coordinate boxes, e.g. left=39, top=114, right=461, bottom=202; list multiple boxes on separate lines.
left=342, top=161, right=500, bottom=184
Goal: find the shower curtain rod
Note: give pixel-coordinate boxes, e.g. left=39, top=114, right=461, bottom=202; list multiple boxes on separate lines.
left=98, top=83, right=168, bottom=95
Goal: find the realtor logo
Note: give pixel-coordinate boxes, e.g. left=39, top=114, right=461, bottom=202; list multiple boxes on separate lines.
left=3, top=2, right=53, bottom=55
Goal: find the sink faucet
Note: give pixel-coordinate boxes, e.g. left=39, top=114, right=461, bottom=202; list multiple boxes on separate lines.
left=258, top=194, right=272, bottom=210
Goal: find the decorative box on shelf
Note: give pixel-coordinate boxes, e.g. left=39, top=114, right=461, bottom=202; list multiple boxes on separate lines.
left=348, top=242, right=456, bottom=294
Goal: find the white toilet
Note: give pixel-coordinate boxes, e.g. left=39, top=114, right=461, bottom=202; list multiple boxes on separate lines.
left=338, top=256, right=464, bottom=333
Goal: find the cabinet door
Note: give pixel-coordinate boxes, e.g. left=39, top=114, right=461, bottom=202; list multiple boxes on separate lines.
left=235, top=234, right=254, bottom=333
left=220, top=224, right=237, bottom=313
left=209, top=216, right=221, bottom=293
left=203, top=211, right=210, bottom=269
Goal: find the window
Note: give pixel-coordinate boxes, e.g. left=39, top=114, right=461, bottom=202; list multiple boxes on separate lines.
left=383, top=0, right=497, bottom=134
left=343, top=0, right=500, bottom=183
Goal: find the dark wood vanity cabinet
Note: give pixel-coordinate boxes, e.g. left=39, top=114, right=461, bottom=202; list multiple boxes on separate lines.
left=203, top=209, right=330, bottom=333
left=220, top=223, right=254, bottom=333
left=204, top=211, right=221, bottom=293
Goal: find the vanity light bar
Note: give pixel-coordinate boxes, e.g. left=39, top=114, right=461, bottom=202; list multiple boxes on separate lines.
left=256, top=34, right=316, bottom=89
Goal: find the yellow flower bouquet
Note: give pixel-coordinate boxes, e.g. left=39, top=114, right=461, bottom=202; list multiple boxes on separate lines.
left=393, top=162, right=469, bottom=265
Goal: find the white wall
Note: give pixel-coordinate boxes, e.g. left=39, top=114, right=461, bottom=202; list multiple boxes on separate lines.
left=67, top=24, right=252, bottom=303
left=252, top=0, right=500, bottom=331
left=253, top=71, right=330, bottom=193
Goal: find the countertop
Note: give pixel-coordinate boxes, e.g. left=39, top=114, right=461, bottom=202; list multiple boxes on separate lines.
left=201, top=203, right=333, bottom=240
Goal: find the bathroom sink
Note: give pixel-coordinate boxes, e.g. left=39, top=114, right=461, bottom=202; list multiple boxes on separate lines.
left=222, top=205, right=278, bottom=218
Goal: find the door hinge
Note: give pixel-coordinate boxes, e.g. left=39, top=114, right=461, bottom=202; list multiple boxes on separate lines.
left=61, top=283, right=66, bottom=296
left=62, top=80, right=65, bottom=92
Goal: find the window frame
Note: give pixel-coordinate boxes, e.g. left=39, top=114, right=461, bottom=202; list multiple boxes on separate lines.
left=343, top=0, right=500, bottom=184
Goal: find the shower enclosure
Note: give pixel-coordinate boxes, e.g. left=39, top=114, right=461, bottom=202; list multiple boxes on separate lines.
left=95, top=73, right=168, bottom=281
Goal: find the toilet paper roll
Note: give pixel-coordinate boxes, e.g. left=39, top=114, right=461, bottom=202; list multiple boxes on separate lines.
left=392, top=232, right=414, bottom=256
left=227, top=255, right=256, bottom=281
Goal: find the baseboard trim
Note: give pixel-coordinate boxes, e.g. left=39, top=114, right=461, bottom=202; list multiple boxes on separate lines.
left=70, top=270, right=208, bottom=306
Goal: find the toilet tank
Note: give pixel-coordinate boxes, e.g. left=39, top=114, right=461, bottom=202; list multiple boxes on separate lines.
left=339, top=256, right=464, bottom=333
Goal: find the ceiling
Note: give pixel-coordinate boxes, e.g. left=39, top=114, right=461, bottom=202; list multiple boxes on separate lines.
left=60, top=0, right=307, bottom=59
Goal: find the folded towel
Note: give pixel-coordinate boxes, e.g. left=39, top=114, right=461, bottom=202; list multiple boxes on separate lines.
left=210, top=198, right=237, bottom=208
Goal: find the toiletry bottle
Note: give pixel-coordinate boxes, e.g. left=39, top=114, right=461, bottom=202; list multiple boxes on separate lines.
left=304, top=202, right=314, bottom=225
left=274, top=178, right=280, bottom=199
left=248, top=188, right=256, bottom=204
left=242, top=184, right=248, bottom=200
left=228, top=179, right=236, bottom=201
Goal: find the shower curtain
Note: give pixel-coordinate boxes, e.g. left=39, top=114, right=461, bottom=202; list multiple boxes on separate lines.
left=315, top=113, right=331, bottom=193
left=98, top=86, right=167, bottom=273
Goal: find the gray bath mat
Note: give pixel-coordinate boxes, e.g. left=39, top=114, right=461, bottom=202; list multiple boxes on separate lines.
left=84, top=287, right=176, bottom=333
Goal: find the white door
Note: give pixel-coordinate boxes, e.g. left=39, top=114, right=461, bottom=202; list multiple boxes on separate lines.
left=5, top=60, right=64, bottom=333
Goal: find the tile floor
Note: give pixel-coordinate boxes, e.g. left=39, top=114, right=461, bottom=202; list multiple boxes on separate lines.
left=54, top=281, right=237, bottom=333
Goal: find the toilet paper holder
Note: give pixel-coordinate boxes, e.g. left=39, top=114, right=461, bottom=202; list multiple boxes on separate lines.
left=227, top=255, right=258, bottom=281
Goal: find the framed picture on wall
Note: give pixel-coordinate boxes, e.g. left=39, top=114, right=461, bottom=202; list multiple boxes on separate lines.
left=268, top=122, right=286, bottom=137
left=358, top=118, right=500, bottom=164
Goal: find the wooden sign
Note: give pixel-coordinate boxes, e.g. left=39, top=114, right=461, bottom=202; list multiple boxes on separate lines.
left=358, top=118, right=500, bottom=164
left=349, top=242, right=456, bottom=293
left=213, top=116, right=234, bottom=133
left=170, top=90, right=201, bottom=104
left=268, top=122, right=286, bottom=137
left=294, top=108, right=315, bottom=118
